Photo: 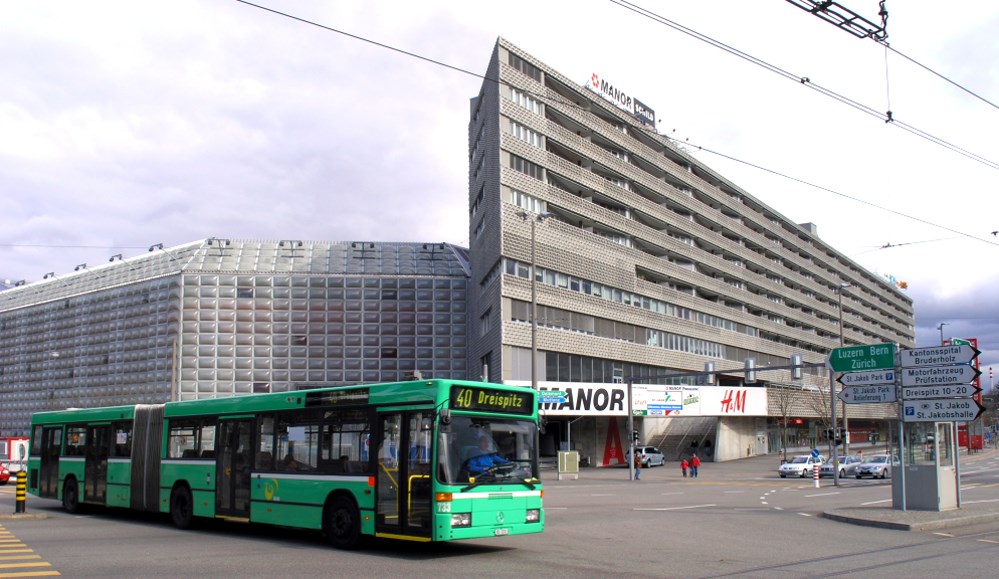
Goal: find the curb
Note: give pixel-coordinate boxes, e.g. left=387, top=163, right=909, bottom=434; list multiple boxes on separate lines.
left=822, top=509, right=999, bottom=532
left=0, top=513, right=49, bottom=520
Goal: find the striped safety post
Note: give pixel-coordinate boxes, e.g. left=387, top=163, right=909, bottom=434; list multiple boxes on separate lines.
left=813, top=464, right=820, bottom=488
left=15, top=470, right=27, bottom=514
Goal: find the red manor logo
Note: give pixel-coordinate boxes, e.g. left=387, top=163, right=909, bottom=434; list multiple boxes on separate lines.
left=590, top=73, right=632, bottom=110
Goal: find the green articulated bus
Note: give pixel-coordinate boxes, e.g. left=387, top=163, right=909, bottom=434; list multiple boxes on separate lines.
left=27, top=379, right=544, bottom=548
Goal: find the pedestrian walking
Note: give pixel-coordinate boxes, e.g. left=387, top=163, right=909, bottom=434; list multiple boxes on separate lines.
left=633, top=450, right=642, bottom=480
left=681, top=457, right=689, bottom=478
left=690, top=453, right=701, bottom=478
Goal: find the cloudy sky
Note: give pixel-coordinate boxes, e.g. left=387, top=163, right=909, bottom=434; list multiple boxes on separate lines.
left=2, top=1, right=997, bottom=385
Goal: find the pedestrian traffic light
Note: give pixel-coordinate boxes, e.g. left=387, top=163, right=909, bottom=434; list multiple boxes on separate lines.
left=632, top=430, right=639, bottom=443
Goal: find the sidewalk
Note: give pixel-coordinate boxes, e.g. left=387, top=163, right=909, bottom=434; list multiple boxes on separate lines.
left=822, top=501, right=999, bottom=531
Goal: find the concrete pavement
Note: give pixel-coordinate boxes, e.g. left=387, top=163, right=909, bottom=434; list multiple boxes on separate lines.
left=545, top=446, right=999, bottom=531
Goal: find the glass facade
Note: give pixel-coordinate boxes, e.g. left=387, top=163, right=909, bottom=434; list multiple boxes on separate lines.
left=0, top=240, right=470, bottom=437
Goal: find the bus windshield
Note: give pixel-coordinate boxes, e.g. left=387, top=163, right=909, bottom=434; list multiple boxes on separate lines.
left=438, top=416, right=537, bottom=485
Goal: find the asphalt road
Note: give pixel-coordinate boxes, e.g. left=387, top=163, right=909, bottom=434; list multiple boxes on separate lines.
left=2, top=451, right=997, bottom=577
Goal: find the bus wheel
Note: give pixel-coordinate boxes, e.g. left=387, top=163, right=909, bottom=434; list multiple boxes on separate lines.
left=170, top=486, right=195, bottom=530
left=62, top=478, right=80, bottom=513
left=326, top=496, right=361, bottom=550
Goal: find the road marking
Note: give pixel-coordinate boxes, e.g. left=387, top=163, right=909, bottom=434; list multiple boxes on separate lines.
left=933, top=532, right=954, bottom=538
left=760, top=501, right=768, bottom=505
left=0, top=525, right=59, bottom=577
left=977, top=539, right=999, bottom=544
left=635, top=504, right=717, bottom=511
left=962, top=498, right=999, bottom=505
left=734, top=508, right=771, bottom=511
left=773, top=507, right=784, bottom=511
left=797, top=513, right=811, bottom=517
left=804, top=492, right=841, bottom=498
left=860, top=499, right=892, bottom=506
left=723, top=490, right=744, bottom=494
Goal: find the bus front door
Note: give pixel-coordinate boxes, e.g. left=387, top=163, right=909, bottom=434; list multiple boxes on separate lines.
left=216, top=419, right=253, bottom=519
left=84, top=425, right=110, bottom=504
left=375, top=411, right=433, bottom=539
left=38, top=427, right=62, bottom=499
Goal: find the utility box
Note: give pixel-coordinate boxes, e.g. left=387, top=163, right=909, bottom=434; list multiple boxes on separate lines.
left=893, top=422, right=957, bottom=511
left=558, top=450, right=579, bottom=481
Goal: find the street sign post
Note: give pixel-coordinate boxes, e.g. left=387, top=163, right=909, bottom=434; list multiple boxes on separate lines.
left=901, top=383, right=981, bottom=401
left=838, top=385, right=896, bottom=404
left=827, top=343, right=896, bottom=373
left=900, top=365, right=980, bottom=387
left=837, top=369, right=895, bottom=387
left=899, top=344, right=980, bottom=368
left=902, top=399, right=984, bottom=422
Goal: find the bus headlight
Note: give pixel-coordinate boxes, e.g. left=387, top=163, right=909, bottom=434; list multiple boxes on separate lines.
left=525, top=509, right=540, bottom=523
left=450, top=513, right=471, bottom=527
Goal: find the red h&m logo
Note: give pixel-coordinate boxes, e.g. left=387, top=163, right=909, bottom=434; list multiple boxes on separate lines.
left=720, top=389, right=747, bottom=413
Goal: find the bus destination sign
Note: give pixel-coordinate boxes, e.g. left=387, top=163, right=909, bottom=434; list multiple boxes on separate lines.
left=305, top=388, right=370, bottom=407
left=451, top=385, right=534, bottom=415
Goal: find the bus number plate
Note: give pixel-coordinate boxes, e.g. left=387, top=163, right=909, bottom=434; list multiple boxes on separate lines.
left=494, top=528, right=509, bottom=536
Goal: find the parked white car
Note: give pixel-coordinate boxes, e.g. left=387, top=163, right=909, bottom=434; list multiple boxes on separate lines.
left=778, top=454, right=826, bottom=478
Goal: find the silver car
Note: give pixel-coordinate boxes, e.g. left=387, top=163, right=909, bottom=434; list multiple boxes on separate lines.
left=778, top=454, right=825, bottom=478
left=628, top=446, right=665, bottom=468
left=819, top=455, right=863, bottom=478
left=855, top=454, right=900, bottom=479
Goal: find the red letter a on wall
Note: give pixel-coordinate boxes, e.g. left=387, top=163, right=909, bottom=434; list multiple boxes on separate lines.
left=602, top=415, right=625, bottom=466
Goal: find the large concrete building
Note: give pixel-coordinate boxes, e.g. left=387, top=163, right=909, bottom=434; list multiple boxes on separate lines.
left=1, top=38, right=915, bottom=465
left=466, top=38, right=914, bottom=463
left=0, top=239, right=471, bottom=437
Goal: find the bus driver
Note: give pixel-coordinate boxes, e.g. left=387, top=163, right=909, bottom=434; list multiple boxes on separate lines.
left=466, top=436, right=509, bottom=475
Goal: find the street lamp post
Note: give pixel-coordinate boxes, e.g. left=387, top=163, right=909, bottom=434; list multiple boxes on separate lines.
left=521, top=210, right=551, bottom=390
left=837, top=283, right=851, bottom=457
left=938, top=322, right=949, bottom=345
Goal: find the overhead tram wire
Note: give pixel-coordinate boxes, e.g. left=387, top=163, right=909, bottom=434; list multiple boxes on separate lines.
left=784, top=2, right=999, bottom=114
left=228, top=1, right=999, bottom=251
left=879, top=42, right=999, bottom=114
left=663, top=135, right=999, bottom=250
left=606, top=0, right=999, bottom=172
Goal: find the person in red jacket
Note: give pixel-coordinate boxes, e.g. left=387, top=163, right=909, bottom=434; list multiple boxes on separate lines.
left=690, top=453, right=701, bottom=478
left=680, top=457, right=689, bottom=477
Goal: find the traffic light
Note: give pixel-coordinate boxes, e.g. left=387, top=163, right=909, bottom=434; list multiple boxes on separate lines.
left=744, top=358, right=756, bottom=384
left=791, top=354, right=802, bottom=380
left=632, top=430, right=639, bottom=443
left=703, top=362, right=716, bottom=386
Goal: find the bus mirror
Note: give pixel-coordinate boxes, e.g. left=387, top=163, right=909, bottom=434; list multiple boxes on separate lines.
left=440, top=408, right=451, bottom=432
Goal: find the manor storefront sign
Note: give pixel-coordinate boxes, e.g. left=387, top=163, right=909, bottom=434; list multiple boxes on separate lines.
left=509, top=382, right=767, bottom=417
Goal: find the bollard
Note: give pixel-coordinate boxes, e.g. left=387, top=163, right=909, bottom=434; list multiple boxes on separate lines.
left=813, top=464, right=820, bottom=489
left=15, top=470, right=27, bottom=514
